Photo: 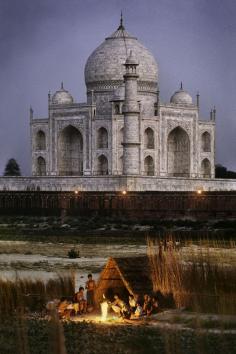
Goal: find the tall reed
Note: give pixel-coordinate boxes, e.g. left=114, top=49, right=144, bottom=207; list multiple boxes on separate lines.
left=147, top=236, right=236, bottom=314
left=0, top=275, right=75, bottom=317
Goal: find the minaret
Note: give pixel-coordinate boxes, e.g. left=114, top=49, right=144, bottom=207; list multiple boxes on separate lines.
left=122, top=51, right=140, bottom=175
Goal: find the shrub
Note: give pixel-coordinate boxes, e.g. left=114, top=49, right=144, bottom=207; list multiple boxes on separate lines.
left=67, top=248, right=80, bottom=259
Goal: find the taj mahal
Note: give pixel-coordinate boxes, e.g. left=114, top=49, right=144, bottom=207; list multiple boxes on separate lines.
left=2, top=17, right=236, bottom=191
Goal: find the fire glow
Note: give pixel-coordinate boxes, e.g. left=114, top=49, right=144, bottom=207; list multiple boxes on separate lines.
left=100, top=295, right=108, bottom=321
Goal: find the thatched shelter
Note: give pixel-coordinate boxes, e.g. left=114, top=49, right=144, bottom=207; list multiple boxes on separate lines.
left=95, top=256, right=153, bottom=305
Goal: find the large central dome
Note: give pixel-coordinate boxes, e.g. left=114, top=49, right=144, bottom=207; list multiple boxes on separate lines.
left=84, top=19, right=158, bottom=90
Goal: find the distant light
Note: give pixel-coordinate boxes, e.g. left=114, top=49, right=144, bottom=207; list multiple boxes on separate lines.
left=197, top=190, right=202, bottom=195
left=74, top=190, right=79, bottom=194
left=122, top=190, right=127, bottom=195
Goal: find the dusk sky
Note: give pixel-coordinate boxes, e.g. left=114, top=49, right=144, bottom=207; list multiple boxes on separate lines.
left=0, top=0, right=236, bottom=175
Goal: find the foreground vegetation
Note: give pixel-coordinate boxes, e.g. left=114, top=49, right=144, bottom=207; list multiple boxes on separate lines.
left=147, top=237, right=236, bottom=315
left=0, top=276, right=74, bottom=316
left=0, top=317, right=235, bottom=354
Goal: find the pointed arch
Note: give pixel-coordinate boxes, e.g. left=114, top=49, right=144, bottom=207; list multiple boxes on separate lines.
left=36, top=130, right=46, bottom=150
left=201, top=131, right=211, bottom=152
left=97, top=127, right=108, bottom=149
left=97, top=155, right=108, bottom=175
left=36, top=156, right=46, bottom=176
left=144, top=155, right=154, bottom=176
left=201, top=158, right=211, bottom=178
left=167, top=126, right=190, bottom=177
left=58, top=125, right=83, bottom=176
left=144, top=128, right=154, bottom=149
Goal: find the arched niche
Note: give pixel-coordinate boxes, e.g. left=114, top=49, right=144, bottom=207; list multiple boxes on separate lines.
left=36, top=130, right=46, bottom=150
left=97, top=127, right=108, bottom=149
left=97, top=155, right=108, bottom=175
left=36, top=156, right=46, bottom=176
left=144, top=155, right=154, bottom=176
left=201, top=132, right=211, bottom=152
left=144, top=128, right=154, bottom=149
left=201, top=158, right=211, bottom=178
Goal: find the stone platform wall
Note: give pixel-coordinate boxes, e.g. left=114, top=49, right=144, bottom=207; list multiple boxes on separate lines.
left=0, top=190, right=236, bottom=220
left=0, top=175, right=236, bottom=192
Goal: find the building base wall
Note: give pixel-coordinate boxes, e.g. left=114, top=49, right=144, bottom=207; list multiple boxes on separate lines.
left=0, top=176, right=236, bottom=192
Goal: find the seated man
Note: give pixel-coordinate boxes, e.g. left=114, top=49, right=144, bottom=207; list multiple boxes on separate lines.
left=133, top=302, right=143, bottom=318
left=111, top=294, right=129, bottom=318
left=128, top=294, right=137, bottom=314
left=74, top=287, right=87, bottom=314
left=142, top=294, right=152, bottom=316
left=150, top=296, right=159, bottom=314
left=58, top=298, right=72, bottom=319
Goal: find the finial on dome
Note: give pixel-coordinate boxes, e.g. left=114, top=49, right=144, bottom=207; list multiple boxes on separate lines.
left=118, top=11, right=125, bottom=30
left=61, top=82, right=64, bottom=90
left=180, top=82, right=183, bottom=90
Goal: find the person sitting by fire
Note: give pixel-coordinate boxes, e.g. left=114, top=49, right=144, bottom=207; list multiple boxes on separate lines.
left=128, top=294, right=137, bottom=314
left=134, top=301, right=143, bottom=318
left=150, top=295, right=159, bottom=314
left=58, top=297, right=73, bottom=319
left=85, top=273, right=96, bottom=310
left=74, top=286, right=87, bottom=315
left=143, top=294, right=152, bottom=316
left=111, top=294, right=129, bottom=318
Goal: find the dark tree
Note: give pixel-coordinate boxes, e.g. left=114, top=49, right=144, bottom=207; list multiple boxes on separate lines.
left=215, top=164, right=236, bottom=179
left=3, top=158, right=21, bottom=176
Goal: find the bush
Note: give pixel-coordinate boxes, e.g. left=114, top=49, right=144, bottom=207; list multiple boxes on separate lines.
left=67, top=248, right=80, bottom=259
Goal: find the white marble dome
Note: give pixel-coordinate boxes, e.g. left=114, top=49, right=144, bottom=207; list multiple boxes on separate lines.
left=84, top=21, right=158, bottom=88
left=170, top=84, right=193, bottom=105
left=52, top=83, right=74, bottom=104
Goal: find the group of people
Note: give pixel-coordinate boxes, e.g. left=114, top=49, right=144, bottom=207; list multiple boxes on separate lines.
left=47, top=272, right=159, bottom=321
left=110, top=293, right=159, bottom=320
left=57, top=273, right=96, bottom=319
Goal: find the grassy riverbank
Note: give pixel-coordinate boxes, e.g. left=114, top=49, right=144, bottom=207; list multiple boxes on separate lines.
left=0, top=215, right=236, bottom=244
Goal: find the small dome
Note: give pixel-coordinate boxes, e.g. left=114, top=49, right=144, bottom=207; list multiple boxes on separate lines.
left=52, top=83, right=74, bottom=104
left=170, top=83, right=193, bottom=105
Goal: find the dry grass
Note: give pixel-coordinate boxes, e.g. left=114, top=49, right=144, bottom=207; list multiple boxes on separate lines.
left=0, top=275, right=75, bottom=317
left=147, top=236, right=236, bottom=314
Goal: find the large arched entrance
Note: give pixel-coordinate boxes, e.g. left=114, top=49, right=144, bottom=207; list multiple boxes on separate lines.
left=167, top=127, right=190, bottom=177
left=58, top=126, right=83, bottom=176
